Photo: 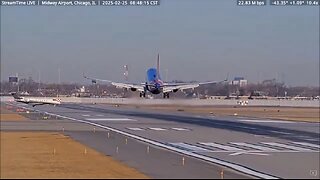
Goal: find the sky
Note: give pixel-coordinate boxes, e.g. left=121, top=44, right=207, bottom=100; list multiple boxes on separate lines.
left=1, top=0, right=319, bottom=86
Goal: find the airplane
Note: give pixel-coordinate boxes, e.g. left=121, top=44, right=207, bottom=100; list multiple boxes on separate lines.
left=10, top=92, right=61, bottom=107
left=84, top=54, right=228, bottom=99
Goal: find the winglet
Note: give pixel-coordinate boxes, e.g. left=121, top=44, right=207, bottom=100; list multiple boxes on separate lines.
left=83, top=73, right=97, bottom=84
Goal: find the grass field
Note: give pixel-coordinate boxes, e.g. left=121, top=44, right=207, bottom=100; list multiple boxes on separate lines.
left=0, top=132, right=149, bottom=179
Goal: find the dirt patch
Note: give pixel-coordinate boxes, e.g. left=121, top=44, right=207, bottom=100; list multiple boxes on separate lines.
left=0, top=132, right=148, bottom=179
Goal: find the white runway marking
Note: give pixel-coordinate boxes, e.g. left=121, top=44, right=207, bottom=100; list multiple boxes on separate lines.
left=230, top=142, right=279, bottom=151
left=198, top=142, right=319, bottom=153
left=270, top=131, right=292, bottom=135
left=229, top=152, right=270, bottom=156
left=170, top=143, right=211, bottom=152
left=82, top=114, right=90, bottom=117
left=239, top=120, right=296, bottom=124
left=292, top=142, right=320, bottom=149
left=239, top=126, right=257, bottom=130
left=149, top=127, right=167, bottom=131
left=171, top=128, right=190, bottom=131
left=127, top=127, right=191, bottom=131
left=199, top=142, right=245, bottom=151
left=96, top=114, right=104, bottom=117
left=127, top=127, right=145, bottom=131
left=85, top=118, right=136, bottom=121
left=261, top=142, right=314, bottom=151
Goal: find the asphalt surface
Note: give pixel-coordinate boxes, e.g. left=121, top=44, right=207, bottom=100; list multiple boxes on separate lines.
left=1, top=103, right=249, bottom=179
left=2, top=102, right=319, bottom=179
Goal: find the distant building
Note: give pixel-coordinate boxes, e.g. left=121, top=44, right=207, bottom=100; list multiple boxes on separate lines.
left=20, top=91, right=30, bottom=96
left=229, top=77, right=248, bottom=87
left=72, top=86, right=91, bottom=97
left=80, top=86, right=86, bottom=93
left=234, top=77, right=244, bottom=81
left=262, top=79, right=276, bottom=85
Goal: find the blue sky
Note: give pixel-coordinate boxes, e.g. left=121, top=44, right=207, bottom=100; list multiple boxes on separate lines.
left=1, top=0, right=319, bottom=86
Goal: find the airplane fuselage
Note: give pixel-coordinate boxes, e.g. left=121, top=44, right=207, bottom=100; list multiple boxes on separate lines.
left=146, top=81, right=163, bottom=94
left=14, top=96, right=61, bottom=106
left=146, top=68, right=163, bottom=94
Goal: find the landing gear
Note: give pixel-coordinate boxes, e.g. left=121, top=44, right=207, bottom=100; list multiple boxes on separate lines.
left=140, top=92, right=146, bottom=98
left=163, top=92, right=170, bottom=99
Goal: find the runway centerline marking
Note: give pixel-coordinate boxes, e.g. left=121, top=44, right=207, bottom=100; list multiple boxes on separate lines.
left=127, top=127, right=191, bottom=131
left=171, top=128, right=190, bottom=131
left=85, top=118, right=137, bottom=121
left=229, top=152, right=270, bottom=156
left=127, top=127, right=145, bottom=131
left=270, top=131, right=292, bottom=135
left=148, top=127, right=167, bottom=131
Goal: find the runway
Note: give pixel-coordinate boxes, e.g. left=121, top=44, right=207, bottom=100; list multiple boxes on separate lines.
left=3, top=102, right=319, bottom=179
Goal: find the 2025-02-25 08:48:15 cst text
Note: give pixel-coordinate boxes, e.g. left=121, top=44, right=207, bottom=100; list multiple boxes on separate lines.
left=101, top=0, right=160, bottom=6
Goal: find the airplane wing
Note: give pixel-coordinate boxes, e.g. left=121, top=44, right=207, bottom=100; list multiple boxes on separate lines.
left=31, top=103, right=46, bottom=107
left=111, top=82, right=145, bottom=92
left=163, top=84, right=200, bottom=93
left=84, top=75, right=145, bottom=92
left=162, top=79, right=228, bottom=93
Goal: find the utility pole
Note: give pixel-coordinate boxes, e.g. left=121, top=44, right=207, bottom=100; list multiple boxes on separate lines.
left=58, top=68, right=61, bottom=85
left=165, top=69, right=168, bottom=82
left=123, top=65, right=128, bottom=81
left=38, top=70, right=41, bottom=92
left=58, top=68, right=61, bottom=97
left=16, top=73, right=19, bottom=93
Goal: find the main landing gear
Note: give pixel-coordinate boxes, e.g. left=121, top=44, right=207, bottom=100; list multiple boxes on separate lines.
left=163, top=92, right=170, bottom=99
left=140, top=92, right=146, bottom=98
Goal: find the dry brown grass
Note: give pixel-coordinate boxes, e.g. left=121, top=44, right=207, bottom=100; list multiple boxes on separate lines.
left=0, top=107, right=27, bottom=121
left=126, top=105, right=320, bottom=122
left=0, top=132, right=149, bottom=179
left=0, top=114, right=27, bottom=121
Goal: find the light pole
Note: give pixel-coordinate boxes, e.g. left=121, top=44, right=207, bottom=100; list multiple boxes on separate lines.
left=38, top=70, right=41, bottom=92
left=165, top=69, right=168, bottom=82
left=58, top=68, right=61, bottom=97
left=16, top=73, right=19, bottom=93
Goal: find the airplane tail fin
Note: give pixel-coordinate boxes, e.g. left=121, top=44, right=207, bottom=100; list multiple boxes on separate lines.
left=10, top=92, right=22, bottom=100
left=156, top=53, right=160, bottom=79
